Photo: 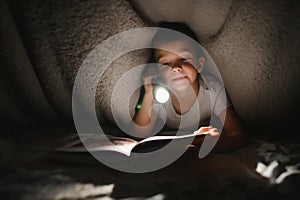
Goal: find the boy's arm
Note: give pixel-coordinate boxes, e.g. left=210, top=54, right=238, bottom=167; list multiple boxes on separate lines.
left=132, top=77, right=158, bottom=138
left=193, top=107, right=249, bottom=152
left=212, top=107, right=249, bottom=152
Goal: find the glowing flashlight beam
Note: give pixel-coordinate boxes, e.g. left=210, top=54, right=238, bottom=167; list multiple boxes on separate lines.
left=154, top=87, right=169, bottom=103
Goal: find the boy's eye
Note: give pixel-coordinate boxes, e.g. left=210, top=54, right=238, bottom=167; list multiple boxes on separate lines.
left=181, top=57, right=191, bottom=62
left=159, top=62, right=170, bottom=68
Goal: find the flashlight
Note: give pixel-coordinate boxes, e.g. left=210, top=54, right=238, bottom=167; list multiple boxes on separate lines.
left=152, top=78, right=170, bottom=103
left=153, top=86, right=169, bottom=103
left=135, top=87, right=169, bottom=111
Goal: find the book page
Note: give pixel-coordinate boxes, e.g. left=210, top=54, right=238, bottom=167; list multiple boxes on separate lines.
left=55, top=131, right=210, bottom=156
left=138, top=131, right=209, bottom=144
left=55, top=134, right=139, bottom=156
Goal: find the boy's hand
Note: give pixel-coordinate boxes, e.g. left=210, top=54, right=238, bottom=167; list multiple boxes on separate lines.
left=192, top=126, right=220, bottom=146
left=143, top=66, right=159, bottom=78
left=143, top=76, right=154, bottom=95
left=142, top=67, right=159, bottom=94
left=194, top=126, right=220, bottom=136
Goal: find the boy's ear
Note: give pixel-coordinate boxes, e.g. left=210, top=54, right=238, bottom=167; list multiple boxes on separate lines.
left=197, top=56, right=206, bottom=73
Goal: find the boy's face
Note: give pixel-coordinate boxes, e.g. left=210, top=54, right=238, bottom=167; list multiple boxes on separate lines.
left=154, top=39, right=205, bottom=92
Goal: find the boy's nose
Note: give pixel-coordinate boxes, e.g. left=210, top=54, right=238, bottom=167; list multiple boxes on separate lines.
left=172, top=66, right=182, bottom=73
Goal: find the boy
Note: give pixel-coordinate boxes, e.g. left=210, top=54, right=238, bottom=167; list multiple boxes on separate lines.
left=133, top=22, right=248, bottom=152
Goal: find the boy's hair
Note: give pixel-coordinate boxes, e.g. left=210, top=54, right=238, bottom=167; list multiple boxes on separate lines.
left=150, top=21, right=204, bottom=60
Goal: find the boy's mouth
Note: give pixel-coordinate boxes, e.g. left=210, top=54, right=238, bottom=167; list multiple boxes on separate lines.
left=171, top=76, right=187, bottom=82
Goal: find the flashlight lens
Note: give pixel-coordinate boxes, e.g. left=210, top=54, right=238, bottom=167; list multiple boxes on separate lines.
left=154, top=87, right=169, bottom=103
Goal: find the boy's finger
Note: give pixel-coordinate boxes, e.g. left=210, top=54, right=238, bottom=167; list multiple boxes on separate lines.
left=194, top=126, right=211, bottom=135
left=143, top=67, right=159, bottom=78
left=198, top=126, right=213, bottom=133
left=208, top=128, right=220, bottom=136
left=143, top=76, right=152, bottom=84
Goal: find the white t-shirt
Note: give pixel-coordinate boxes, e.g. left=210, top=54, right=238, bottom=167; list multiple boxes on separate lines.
left=154, top=75, right=232, bottom=130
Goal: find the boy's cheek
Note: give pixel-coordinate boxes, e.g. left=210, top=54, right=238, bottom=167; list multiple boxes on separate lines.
left=160, top=71, right=171, bottom=80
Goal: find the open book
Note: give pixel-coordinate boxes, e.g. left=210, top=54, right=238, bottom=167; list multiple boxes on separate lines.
left=55, top=131, right=210, bottom=157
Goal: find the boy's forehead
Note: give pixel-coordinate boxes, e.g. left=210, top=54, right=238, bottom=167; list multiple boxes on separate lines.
left=155, top=39, right=192, bottom=51
left=154, top=39, right=196, bottom=57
